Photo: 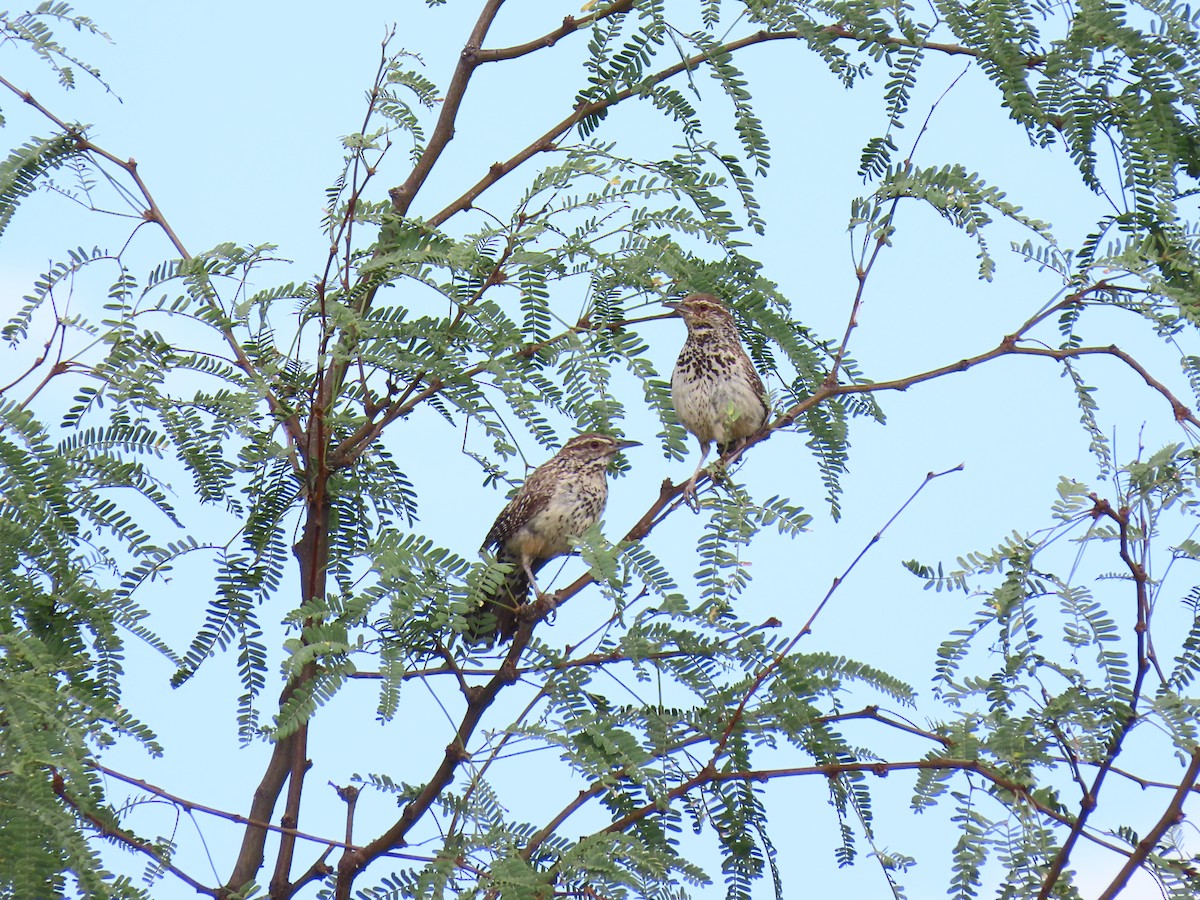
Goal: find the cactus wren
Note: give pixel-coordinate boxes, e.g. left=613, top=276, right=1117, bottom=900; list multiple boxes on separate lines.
left=667, top=293, right=769, bottom=505
left=467, top=432, right=640, bottom=643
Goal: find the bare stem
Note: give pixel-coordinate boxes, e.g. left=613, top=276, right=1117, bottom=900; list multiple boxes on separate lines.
left=1096, top=747, right=1200, bottom=900
left=1035, top=498, right=1153, bottom=899
left=50, top=768, right=218, bottom=898
left=0, top=72, right=306, bottom=452
left=712, top=465, right=962, bottom=756
left=93, top=761, right=346, bottom=852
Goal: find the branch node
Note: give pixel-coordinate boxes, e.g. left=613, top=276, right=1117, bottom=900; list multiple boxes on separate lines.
left=499, top=659, right=520, bottom=685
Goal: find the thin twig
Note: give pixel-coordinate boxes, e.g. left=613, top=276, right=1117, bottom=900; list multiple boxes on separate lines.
left=476, top=1, right=636, bottom=63
left=1035, top=498, right=1154, bottom=899
left=386, top=0, right=508, bottom=217
left=713, top=465, right=963, bottom=755
left=93, top=762, right=346, bottom=852
left=1096, top=747, right=1200, bottom=900
left=51, top=768, right=219, bottom=898
left=596, top=757, right=1129, bottom=859
left=348, top=647, right=701, bottom=681
left=827, top=62, right=972, bottom=386
left=0, top=72, right=306, bottom=452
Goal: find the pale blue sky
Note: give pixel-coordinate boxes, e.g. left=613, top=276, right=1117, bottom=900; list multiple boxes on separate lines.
left=2, top=2, right=1191, bottom=897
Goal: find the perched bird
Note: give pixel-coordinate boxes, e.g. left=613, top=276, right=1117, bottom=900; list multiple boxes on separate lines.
left=467, top=432, right=640, bottom=644
left=667, top=293, right=769, bottom=505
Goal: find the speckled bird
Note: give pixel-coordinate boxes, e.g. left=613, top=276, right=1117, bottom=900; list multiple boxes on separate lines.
left=468, top=433, right=639, bottom=643
left=667, top=293, right=769, bottom=504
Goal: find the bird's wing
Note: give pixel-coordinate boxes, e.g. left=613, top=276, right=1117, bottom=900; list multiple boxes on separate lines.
left=481, top=470, right=552, bottom=551
left=742, top=351, right=770, bottom=416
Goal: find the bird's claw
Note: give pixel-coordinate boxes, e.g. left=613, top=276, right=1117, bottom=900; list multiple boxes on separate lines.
left=529, top=589, right=560, bottom=623
left=537, top=592, right=560, bottom=627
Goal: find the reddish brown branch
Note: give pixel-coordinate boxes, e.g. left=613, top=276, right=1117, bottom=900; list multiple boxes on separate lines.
left=433, top=331, right=1200, bottom=752
left=50, top=768, right=218, bottom=898
left=1035, top=499, right=1153, bottom=899
left=390, top=0, right=641, bottom=217
left=0, top=72, right=306, bottom=454
left=333, top=618, right=537, bottom=898
left=595, top=757, right=1129, bottom=859
left=821, top=23, right=1028, bottom=62
left=1097, top=747, right=1200, bottom=900
left=387, top=0, right=507, bottom=217
left=338, top=319, right=1197, bottom=680
left=270, top=722, right=313, bottom=899
left=477, top=1, right=636, bottom=63
left=425, top=27, right=1041, bottom=228
left=92, top=762, right=351, bottom=853
left=263, top=496, right=332, bottom=899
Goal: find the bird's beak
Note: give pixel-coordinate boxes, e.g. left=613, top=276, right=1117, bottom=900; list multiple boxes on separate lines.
left=662, top=301, right=682, bottom=314
left=616, top=438, right=641, bottom=450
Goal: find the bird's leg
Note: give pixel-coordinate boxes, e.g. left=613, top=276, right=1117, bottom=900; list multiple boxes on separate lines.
left=522, top=558, right=544, bottom=599
left=683, top=440, right=712, bottom=511
left=522, top=559, right=560, bottom=625
left=707, top=438, right=745, bottom=492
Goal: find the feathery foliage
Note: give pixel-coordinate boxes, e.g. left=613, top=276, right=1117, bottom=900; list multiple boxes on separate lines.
left=5, top=1, right=1200, bottom=898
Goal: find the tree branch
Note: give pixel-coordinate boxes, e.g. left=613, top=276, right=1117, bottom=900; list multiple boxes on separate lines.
left=348, top=646, right=702, bottom=681
left=476, top=1, right=635, bottom=63
left=386, top=0, right=507, bottom=217
left=1035, top=498, right=1154, bottom=899
left=50, top=768, right=218, bottom=898
left=92, top=761, right=361, bottom=851
left=1096, top=747, right=1200, bottom=900
left=424, top=26, right=1042, bottom=227
left=333, top=618, right=538, bottom=897
left=519, top=704, right=947, bottom=864
left=0, top=72, right=307, bottom=454
left=224, top=732, right=295, bottom=896
left=595, top=757, right=1134, bottom=862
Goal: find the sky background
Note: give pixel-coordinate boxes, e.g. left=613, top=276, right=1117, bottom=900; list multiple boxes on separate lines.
left=2, top=1, right=1196, bottom=897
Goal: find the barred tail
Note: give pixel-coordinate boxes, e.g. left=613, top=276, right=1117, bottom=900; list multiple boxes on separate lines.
left=465, top=556, right=531, bottom=645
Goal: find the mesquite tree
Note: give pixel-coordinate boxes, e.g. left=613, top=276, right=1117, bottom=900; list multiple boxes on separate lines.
left=4, top=1, right=1200, bottom=898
